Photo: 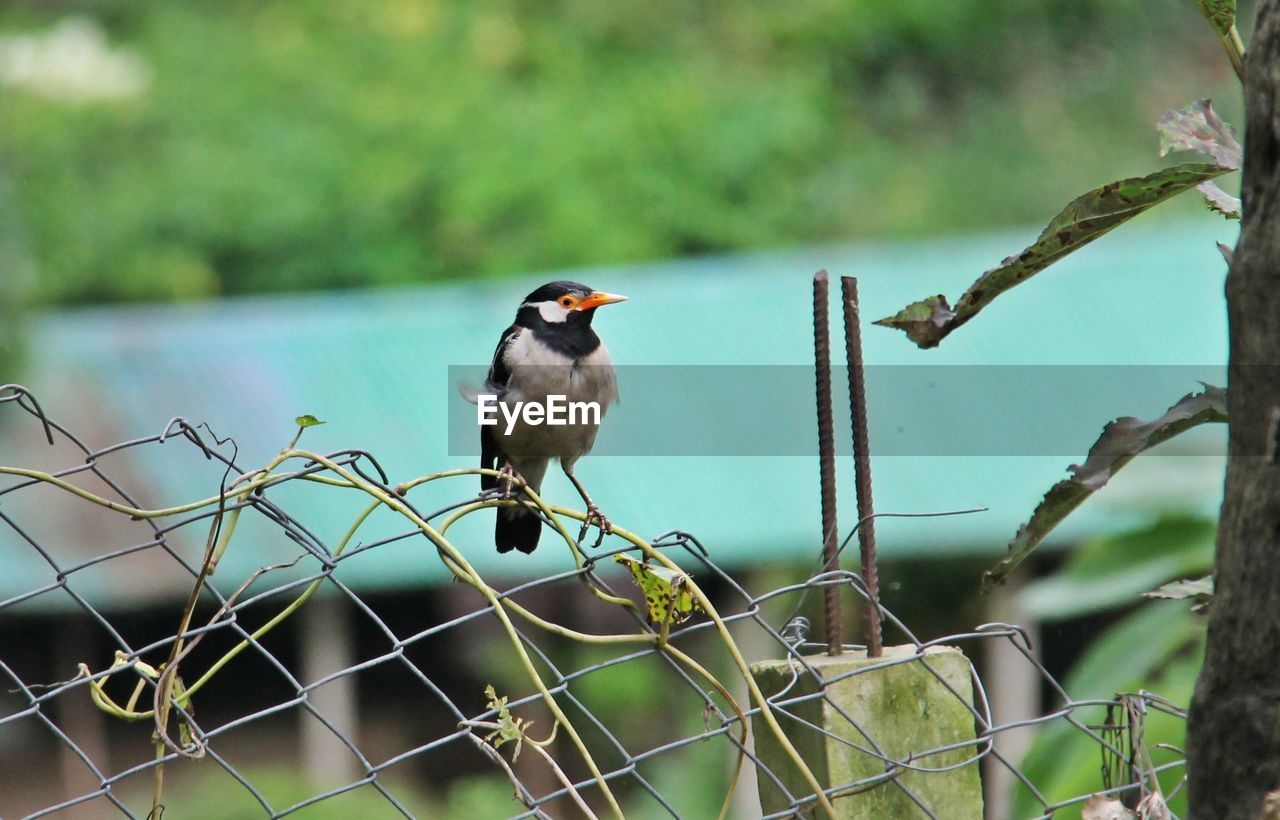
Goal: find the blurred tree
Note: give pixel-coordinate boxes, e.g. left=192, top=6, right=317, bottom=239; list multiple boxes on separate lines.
left=0, top=1, right=1241, bottom=305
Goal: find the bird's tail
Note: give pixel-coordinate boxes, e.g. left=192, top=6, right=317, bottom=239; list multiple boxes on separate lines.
left=496, top=504, right=541, bottom=554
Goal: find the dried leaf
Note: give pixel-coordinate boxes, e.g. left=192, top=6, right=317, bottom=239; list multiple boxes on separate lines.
left=984, top=385, right=1227, bottom=590
left=1082, top=795, right=1136, bottom=820
left=1195, top=0, right=1237, bottom=37
left=1198, top=180, right=1241, bottom=219
left=1146, top=576, right=1214, bottom=612
left=875, top=163, right=1229, bottom=348
left=1158, top=99, right=1241, bottom=169
left=1146, top=576, right=1213, bottom=600
left=1137, top=793, right=1172, bottom=820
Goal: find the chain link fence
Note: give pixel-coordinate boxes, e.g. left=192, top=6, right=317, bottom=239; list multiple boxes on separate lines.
left=0, top=384, right=1186, bottom=818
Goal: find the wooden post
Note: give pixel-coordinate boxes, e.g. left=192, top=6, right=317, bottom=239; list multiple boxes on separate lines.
left=981, top=575, right=1039, bottom=817
left=56, top=617, right=109, bottom=818
left=299, top=593, right=359, bottom=786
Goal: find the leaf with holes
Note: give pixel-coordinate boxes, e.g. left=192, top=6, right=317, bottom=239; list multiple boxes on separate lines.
left=615, top=554, right=701, bottom=626
left=983, top=385, right=1227, bottom=590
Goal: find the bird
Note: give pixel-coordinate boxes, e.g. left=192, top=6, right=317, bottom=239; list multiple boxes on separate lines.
left=477, top=280, right=626, bottom=554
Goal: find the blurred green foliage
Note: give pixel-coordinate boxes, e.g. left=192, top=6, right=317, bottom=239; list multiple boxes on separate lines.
left=1011, top=516, right=1215, bottom=815
left=0, top=0, right=1239, bottom=309
left=138, top=765, right=430, bottom=818
left=144, top=763, right=541, bottom=818
left=0, top=167, right=28, bottom=380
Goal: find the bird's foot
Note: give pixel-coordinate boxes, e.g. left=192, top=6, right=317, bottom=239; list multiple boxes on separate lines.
left=578, top=505, right=613, bottom=548
left=496, top=464, right=524, bottom=498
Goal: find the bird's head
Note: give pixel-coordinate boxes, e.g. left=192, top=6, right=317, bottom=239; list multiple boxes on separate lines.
left=519, top=281, right=628, bottom=326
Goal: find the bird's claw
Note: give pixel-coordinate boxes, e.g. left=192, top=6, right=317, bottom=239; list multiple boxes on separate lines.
left=578, top=506, right=612, bottom=548
left=496, top=464, right=523, bottom=498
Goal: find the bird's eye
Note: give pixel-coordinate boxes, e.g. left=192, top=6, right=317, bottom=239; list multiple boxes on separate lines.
left=558, top=296, right=575, bottom=308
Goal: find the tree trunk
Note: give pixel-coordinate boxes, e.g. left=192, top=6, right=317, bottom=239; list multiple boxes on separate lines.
left=1187, top=2, right=1280, bottom=816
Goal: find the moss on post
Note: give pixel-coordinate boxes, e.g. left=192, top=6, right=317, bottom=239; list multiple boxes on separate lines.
left=749, top=645, right=983, bottom=818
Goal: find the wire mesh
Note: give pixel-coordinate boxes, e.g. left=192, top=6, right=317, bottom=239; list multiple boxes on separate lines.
left=0, top=384, right=1187, bottom=818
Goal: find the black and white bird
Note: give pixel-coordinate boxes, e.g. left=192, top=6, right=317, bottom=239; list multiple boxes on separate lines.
left=478, top=281, right=626, bottom=554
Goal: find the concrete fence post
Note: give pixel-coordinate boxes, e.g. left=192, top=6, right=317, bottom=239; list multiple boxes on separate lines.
left=749, top=644, right=984, bottom=818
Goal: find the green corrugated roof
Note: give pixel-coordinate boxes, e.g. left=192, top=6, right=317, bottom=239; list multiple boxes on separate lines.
left=1, top=216, right=1235, bottom=610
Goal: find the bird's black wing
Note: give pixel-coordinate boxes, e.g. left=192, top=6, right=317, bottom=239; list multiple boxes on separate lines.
left=480, top=324, right=520, bottom=491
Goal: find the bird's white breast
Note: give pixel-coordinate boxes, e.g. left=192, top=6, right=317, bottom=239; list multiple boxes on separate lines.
left=497, top=330, right=618, bottom=460
left=501, top=331, right=618, bottom=408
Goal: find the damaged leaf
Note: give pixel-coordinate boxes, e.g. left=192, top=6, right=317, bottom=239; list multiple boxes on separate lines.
left=875, top=163, right=1229, bottom=348
left=984, top=385, right=1227, bottom=591
left=879, top=99, right=1239, bottom=349
left=615, top=554, right=702, bottom=626
left=1198, top=181, right=1241, bottom=219
left=1158, top=99, right=1241, bottom=169
left=873, top=296, right=956, bottom=346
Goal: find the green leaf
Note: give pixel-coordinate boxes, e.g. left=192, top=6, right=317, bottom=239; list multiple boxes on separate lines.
left=295, top=414, right=326, bottom=428
left=874, top=163, right=1230, bottom=348
left=1194, top=0, right=1236, bottom=37
left=483, top=684, right=531, bottom=762
left=984, top=386, right=1226, bottom=590
left=1157, top=99, right=1241, bottom=170
left=614, top=554, right=702, bottom=626
left=1021, top=516, right=1214, bottom=620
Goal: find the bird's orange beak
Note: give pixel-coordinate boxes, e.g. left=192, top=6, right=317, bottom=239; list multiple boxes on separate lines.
left=576, top=291, right=628, bottom=310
